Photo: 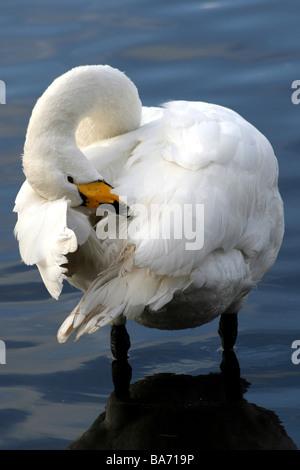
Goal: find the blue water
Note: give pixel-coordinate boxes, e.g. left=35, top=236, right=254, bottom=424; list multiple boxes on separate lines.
left=1, top=0, right=300, bottom=450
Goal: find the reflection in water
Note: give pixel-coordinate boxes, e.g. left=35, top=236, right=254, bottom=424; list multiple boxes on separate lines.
left=69, top=352, right=297, bottom=450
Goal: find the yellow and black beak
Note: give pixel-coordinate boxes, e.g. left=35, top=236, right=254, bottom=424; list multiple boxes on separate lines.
left=74, top=180, right=120, bottom=210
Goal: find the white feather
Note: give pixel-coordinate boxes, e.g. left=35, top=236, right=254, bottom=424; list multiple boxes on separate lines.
left=13, top=65, right=284, bottom=343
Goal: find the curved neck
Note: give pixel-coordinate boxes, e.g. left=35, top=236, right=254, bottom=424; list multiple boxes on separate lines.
left=22, top=66, right=142, bottom=194
left=25, top=65, right=142, bottom=149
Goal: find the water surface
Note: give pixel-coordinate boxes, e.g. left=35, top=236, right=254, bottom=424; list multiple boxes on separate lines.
left=1, top=0, right=300, bottom=450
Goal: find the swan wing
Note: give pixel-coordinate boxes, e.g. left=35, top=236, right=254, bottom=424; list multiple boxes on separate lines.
left=13, top=181, right=90, bottom=299
left=117, top=100, right=283, bottom=277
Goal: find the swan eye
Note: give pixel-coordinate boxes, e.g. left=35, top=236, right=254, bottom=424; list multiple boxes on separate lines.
left=67, top=176, right=74, bottom=184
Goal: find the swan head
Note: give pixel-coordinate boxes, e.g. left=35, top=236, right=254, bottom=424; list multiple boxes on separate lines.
left=22, top=142, right=120, bottom=208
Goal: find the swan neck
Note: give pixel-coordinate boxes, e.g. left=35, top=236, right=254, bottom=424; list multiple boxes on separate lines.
left=25, top=65, right=142, bottom=149
left=22, top=65, right=142, bottom=199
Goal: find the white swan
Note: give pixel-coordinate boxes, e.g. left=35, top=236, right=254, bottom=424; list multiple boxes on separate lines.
left=14, top=65, right=284, bottom=355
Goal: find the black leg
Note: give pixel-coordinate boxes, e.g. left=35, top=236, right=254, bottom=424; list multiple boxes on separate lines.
left=220, top=350, right=242, bottom=402
left=111, top=359, right=132, bottom=399
left=110, top=324, right=131, bottom=360
left=218, top=313, right=238, bottom=351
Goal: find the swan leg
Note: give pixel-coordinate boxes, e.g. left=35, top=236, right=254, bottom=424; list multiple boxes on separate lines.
left=218, top=313, right=238, bottom=351
left=111, top=359, right=132, bottom=399
left=110, top=324, right=131, bottom=360
left=220, top=350, right=242, bottom=402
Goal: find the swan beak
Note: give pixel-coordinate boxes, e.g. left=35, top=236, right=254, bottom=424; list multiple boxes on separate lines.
left=75, top=181, right=120, bottom=209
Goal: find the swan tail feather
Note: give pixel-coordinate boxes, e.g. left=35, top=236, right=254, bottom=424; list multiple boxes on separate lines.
left=57, top=245, right=136, bottom=343
left=56, top=273, right=125, bottom=343
left=56, top=243, right=191, bottom=343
